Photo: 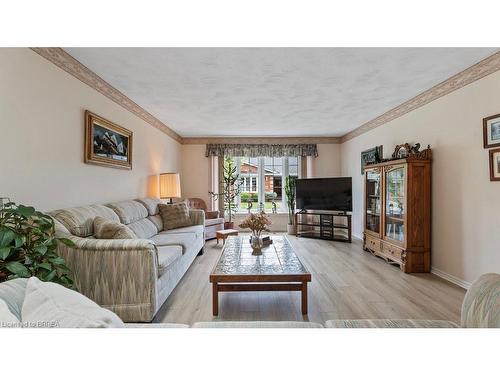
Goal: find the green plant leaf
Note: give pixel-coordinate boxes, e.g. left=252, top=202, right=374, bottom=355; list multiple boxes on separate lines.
left=17, top=205, right=35, bottom=218
left=0, top=229, right=15, bottom=247
left=49, top=257, right=66, bottom=265
left=58, top=237, right=76, bottom=247
left=44, top=269, right=56, bottom=281
left=37, top=262, right=52, bottom=271
left=0, top=246, right=11, bottom=260
left=5, top=261, right=30, bottom=277
left=14, top=234, right=25, bottom=248
left=34, top=245, right=48, bottom=255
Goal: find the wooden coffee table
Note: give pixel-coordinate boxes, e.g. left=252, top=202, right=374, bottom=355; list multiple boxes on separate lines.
left=209, top=235, right=311, bottom=316
left=215, top=229, right=239, bottom=245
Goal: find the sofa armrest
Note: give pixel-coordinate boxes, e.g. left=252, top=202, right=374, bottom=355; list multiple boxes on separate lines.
left=56, top=236, right=159, bottom=322
left=189, top=209, right=205, bottom=227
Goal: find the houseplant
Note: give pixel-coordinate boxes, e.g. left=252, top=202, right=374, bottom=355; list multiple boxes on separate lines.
left=284, top=175, right=297, bottom=234
left=238, top=212, right=272, bottom=255
left=0, top=201, right=75, bottom=288
left=209, top=157, right=243, bottom=229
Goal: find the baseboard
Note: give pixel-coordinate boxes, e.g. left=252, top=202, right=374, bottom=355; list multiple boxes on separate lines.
left=431, top=267, right=471, bottom=290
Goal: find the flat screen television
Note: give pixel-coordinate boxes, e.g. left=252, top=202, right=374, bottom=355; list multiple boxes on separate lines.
left=295, top=177, right=352, bottom=212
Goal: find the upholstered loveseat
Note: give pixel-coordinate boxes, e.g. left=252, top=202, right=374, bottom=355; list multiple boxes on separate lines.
left=49, top=198, right=205, bottom=322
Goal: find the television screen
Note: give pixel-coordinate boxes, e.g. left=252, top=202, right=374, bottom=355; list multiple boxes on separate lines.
left=295, top=177, right=352, bottom=212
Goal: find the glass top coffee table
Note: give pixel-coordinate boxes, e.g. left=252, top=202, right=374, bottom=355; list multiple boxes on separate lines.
left=209, top=235, right=311, bottom=316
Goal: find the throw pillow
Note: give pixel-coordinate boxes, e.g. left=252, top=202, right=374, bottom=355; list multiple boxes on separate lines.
left=93, top=216, right=137, bottom=239
left=159, top=202, right=192, bottom=230
left=0, top=299, right=20, bottom=327
left=22, top=277, right=125, bottom=328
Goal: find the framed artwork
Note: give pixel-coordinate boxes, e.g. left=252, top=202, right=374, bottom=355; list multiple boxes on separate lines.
left=361, top=145, right=383, bottom=174
left=483, top=113, right=500, bottom=149
left=489, top=148, right=500, bottom=181
left=84, top=110, right=133, bottom=170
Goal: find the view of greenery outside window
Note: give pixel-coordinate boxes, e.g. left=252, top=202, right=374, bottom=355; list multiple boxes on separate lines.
left=230, top=156, right=299, bottom=213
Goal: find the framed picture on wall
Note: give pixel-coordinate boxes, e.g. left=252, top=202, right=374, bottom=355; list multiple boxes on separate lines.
left=489, top=148, right=500, bottom=181
left=360, top=145, right=383, bottom=174
left=483, top=113, right=500, bottom=149
left=84, top=110, right=133, bottom=170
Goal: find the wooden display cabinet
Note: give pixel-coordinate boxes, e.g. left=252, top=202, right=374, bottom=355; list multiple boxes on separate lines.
left=363, top=152, right=432, bottom=273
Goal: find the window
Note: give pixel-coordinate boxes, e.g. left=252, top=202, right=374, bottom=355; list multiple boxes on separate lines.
left=230, top=156, right=300, bottom=213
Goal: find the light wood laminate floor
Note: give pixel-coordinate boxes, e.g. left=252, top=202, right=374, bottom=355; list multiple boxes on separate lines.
left=155, top=234, right=465, bottom=325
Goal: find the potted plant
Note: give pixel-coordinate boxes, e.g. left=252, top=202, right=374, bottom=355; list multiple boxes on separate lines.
left=0, top=201, right=75, bottom=288
left=238, top=212, right=272, bottom=255
left=284, top=176, right=297, bottom=235
left=209, top=157, right=243, bottom=229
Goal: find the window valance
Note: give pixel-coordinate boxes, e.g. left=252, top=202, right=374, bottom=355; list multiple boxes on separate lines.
left=205, top=144, right=318, bottom=158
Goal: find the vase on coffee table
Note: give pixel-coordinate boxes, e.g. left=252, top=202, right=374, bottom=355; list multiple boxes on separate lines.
left=250, top=234, right=263, bottom=255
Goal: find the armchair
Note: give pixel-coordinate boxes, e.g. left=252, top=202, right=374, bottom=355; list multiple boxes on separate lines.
left=186, top=198, right=224, bottom=240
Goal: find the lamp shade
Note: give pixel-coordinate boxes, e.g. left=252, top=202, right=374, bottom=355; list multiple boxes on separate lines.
left=159, top=173, right=181, bottom=199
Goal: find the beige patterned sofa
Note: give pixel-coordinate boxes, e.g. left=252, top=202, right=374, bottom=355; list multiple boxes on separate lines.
left=49, top=198, right=205, bottom=323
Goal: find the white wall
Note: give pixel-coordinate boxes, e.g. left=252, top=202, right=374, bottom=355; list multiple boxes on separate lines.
left=180, top=144, right=211, bottom=203
left=340, top=70, right=500, bottom=285
left=308, top=144, right=342, bottom=177
left=0, top=48, right=181, bottom=211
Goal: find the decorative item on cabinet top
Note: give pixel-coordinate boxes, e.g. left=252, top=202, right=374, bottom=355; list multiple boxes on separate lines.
left=366, top=143, right=432, bottom=167
left=361, top=145, right=383, bottom=174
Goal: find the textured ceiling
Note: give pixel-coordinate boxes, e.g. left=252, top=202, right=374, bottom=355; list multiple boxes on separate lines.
left=65, top=48, right=497, bottom=137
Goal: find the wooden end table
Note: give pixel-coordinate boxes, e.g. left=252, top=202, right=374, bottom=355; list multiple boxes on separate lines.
left=215, top=229, right=239, bottom=245
left=209, top=235, right=311, bottom=316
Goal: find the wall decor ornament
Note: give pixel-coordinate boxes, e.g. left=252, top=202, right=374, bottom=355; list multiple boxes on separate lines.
left=361, top=146, right=383, bottom=174
left=489, top=147, right=500, bottom=181
left=84, top=110, right=133, bottom=170
left=483, top=113, right=500, bottom=149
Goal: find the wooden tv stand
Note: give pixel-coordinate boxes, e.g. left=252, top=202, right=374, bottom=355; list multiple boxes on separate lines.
left=295, top=211, right=352, bottom=242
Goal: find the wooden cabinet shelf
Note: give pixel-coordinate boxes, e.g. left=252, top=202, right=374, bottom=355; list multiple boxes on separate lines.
left=363, top=155, right=432, bottom=273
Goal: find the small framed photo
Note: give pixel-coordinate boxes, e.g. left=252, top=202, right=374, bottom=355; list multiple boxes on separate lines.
left=483, top=113, right=500, bottom=149
left=489, top=148, right=500, bottom=181
left=84, top=111, right=133, bottom=170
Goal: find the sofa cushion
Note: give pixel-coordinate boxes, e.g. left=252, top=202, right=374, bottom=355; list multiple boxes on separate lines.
left=324, top=319, right=459, bottom=328
left=162, top=224, right=204, bottom=237
left=0, top=299, right=20, bottom=326
left=159, top=202, right=191, bottom=230
left=126, top=218, right=158, bottom=239
left=0, top=278, right=28, bottom=321
left=157, top=245, right=183, bottom=275
left=107, top=200, right=148, bottom=225
left=148, top=214, right=164, bottom=232
left=206, top=217, right=224, bottom=226
left=135, top=197, right=163, bottom=216
left=50, top=205, right=119, bottom=237
left=94, top=216, right=137, bottom=239
left=151, top=232, right=197, bottom=252
left=192, top=321, right=324, bottom=328
left=22, top=277, right=125, bottom=328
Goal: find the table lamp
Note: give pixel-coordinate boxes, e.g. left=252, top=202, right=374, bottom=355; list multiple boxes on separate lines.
left=159, top=173, right=181, bottom=204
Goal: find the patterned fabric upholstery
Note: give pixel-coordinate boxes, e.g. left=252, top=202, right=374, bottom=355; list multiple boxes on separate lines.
left=193, top=321, right=324, bottom=328
left=159, top=202, right=192, bottom=230
left=50, top=200, right=205, bottom=323
left=325, top=319, right=459, bottom=328
left=157, top=245, right=183, bottom=275
left=147, top=215, right=164, bottom=232
left=50, top=205, right=119, bottom=237
left=461, top=273, right=500, bottom=328
left=106, top=200, right=148, bottom=225
left=126, top=218, right=158, bottom=239
left=135, top=197, right=163, bottom=216
left=94, top=216, right=137, bottom=239
left=186, top=198, right=221, bottom=240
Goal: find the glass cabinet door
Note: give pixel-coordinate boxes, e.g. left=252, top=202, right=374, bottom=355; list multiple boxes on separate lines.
left=365, top=168, right=382, bottom=234
left=384, top=166, right=406, bottom=243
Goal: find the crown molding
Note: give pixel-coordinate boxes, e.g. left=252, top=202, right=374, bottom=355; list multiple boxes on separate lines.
left=181, top=136, right=341, bottom=145
left=341, top=51, right=500, bottom=143
left=30, top=47, right=182, bottom=143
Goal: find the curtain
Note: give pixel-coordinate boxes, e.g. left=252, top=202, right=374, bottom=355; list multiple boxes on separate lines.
left=205, top=144, right=318, bottom=158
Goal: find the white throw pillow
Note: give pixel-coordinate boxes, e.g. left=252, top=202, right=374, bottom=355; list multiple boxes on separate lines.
left=0, top=298, right=20, bottom=328
left=22, top=277, right=124, bottom=328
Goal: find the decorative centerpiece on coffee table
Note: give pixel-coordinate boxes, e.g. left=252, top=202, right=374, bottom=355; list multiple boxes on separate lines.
left=238, top=212, right=271, bottom=255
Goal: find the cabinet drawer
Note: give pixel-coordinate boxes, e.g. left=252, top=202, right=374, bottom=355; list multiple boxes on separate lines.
left=382, top=242, right=403, bottom=261
left=365, top=236, right=381, bottom=252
